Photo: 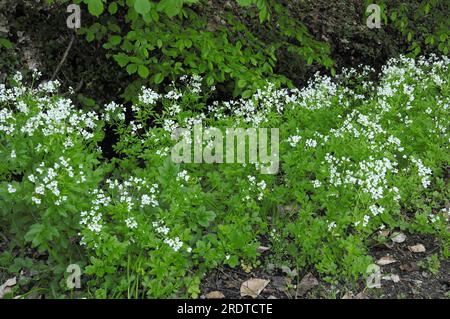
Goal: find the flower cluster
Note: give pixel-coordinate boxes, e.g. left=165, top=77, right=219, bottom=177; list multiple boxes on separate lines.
left=247, top=175, right=267, bottom=201
left=28, top=157, right=86, bottom=206
left=152, top=220, right=185, bottom=252
left=139, top=87, right=160, bottom=105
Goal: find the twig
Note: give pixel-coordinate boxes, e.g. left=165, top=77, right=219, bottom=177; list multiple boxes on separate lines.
left=50, top=33, right=76, bottom=81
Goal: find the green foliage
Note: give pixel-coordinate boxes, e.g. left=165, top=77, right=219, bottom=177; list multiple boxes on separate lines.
left=418, top=254, right=441, bottom=275
left=0, top=72, right=109, bottom=290
left=53, top=0, right=332, bottom=98
left=368, top=0, right=449, bottom=56
left=1, top=55, right=449, bottom=297
left=0, top=38, right=13, bottom=49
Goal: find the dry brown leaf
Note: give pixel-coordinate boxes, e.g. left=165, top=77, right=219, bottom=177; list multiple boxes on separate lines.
left=376, top=256, right=397, bottom=266
left=408, top=244, right=426, bottom=253
left=354, top=292, right=369, bottom=299
left=240, top=278, right=270, bottom=298
left=400, top=262, right=419, bottom=272
left=391, top=274, right=400, bottom=283
left=297, top=273, right=319, bottom=296
left=205, top=291, right=225, bottom=299
left=0, top=277, right=17, bottom=299
left=379, top=230, right=390, bottom=237
left=391, top=232, right=406, bottom=243
left=341, top=292, right=353, bottom=299
left=257, top=246, right=270, bottom=253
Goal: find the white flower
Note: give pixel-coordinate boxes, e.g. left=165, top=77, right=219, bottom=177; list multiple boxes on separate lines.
left=312, top=180, right=322, bottom=188
left=305, top=139, right=317, bottom=148
left=164, top=237, right=183, bottom=252
left=327, top=221, right=336, bottom=231
left=177, top=170, right=190, bottom=182
left=38, top=80, right=61, bottom=93
left=369, top=204, right=385, bottom=216
left=13, top=71, right=23, bottom=83
left=7, top=184, right=16, bottom=193
left=362, top=215, right=371, bottom=227
left=138, top=87, right=160, bottom=105
left=141, top=193, right=159, bottom=208
left=125, top=217, right=138, bottom=230
left=31, top=196, right=41, bottom=205
left=287, top=135, right=301, bottom=147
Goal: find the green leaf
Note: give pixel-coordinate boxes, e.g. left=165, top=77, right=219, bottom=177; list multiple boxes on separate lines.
left=109, top=35, right=122, bottom=46
left=87, top=0, right=104, bottom=17
left=237, top=0, right=254, bottom=6
left=206, top=75, right=214, bottom=86
left=138, top=65, right=149, bottom=78
left=134, top=0, right=151, bottom=15
left=154, top=72, right=164, bottom=84
left=126, top=63, right=138, bottom=74
left=24, top=223, right=47, bottom=248
left=237, top=79, right=247, bottom=88
left=242, top=89, right=253, bottom=98
left=113, top=54, right=129, bottom=67
left=157, top=0, right=183, bottom=18
left=0, top=38, right=13, bottom=49
left=259, top=6, right=268, bottom=23
left=197, top=209, right=216, bottom=227
left=86, top=31, right=95, bottom=42
left=108, top=2, right=118, bottom=14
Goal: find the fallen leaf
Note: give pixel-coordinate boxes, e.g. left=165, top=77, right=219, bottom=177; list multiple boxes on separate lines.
left=257, top=246, right=270, bottom=253
left=408, top=244, right=426, bottom=253
left=0, top=277, right=17, bottom=299
left=391, top=232, right=406, bottom=243
left=390, top=274, right=400, bottom=283
left=354, top=292, right=369, bottom=299
left=376, top=256, right=397, bottom=266
left=379, top=230, right=390, bottom=237
left=341, top=292, right=353, bottom=299
left=240, top=278, right=270, bottom=298
left=297, top=273, right=319, bottom=296
left=205, top=291, right=225, bottom=299
left=400, top=262, right=419, bottom=272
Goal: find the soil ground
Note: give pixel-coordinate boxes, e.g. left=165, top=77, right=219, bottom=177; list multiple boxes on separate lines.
left=200, top=233, right=449, bottom=299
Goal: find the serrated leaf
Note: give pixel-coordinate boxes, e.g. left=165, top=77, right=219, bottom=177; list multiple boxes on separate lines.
left=198, top=209, right=216, bottom=227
